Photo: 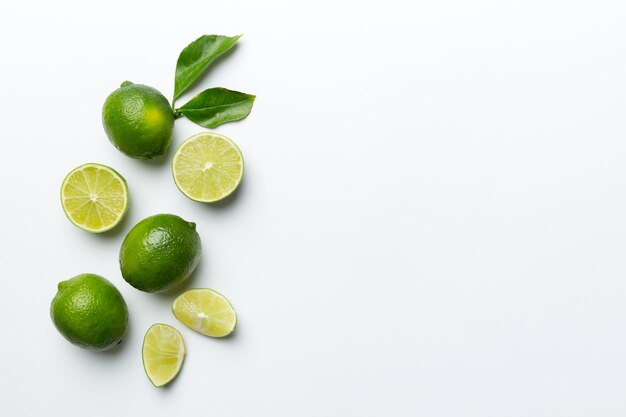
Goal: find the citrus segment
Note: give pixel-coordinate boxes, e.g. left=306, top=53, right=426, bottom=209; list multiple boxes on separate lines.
left=172, top=132, right=244, bottom=203
left=172, top=289, right=237, bottom=337
left=60, top=163, right=128, bottom=233
left=142, top=324, right=186, bottom=387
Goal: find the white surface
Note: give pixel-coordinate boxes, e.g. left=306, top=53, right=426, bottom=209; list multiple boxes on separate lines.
left=1, top=0, right=626, bottom=415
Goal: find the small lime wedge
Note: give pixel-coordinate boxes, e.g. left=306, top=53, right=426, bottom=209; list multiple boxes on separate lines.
left=172, top=132, right=244, bottom=203
left=60, top=163, right=128, bottom=233
left=172, top=289, right=237, bottom=337
left=142, top=324, right=186, bottom=387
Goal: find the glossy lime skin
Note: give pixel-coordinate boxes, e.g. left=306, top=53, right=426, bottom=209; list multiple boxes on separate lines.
left=50, top=274, right=128, bottom=351
left=120, top=214, right=202, bottom=293
left=102, top=82, right=175, bottom=159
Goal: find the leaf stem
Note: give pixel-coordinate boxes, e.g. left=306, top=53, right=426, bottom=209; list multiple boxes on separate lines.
left=174, top=109, right=183, bottom=119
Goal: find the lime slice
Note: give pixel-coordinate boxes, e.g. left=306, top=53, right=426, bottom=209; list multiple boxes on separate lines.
left=172, top=289, right=237, bottom=337
left=142, top=323, right=186, bottom=387
left=60, top=163, right=128, bottom=233
left=172, top=132, right=244, bottom=203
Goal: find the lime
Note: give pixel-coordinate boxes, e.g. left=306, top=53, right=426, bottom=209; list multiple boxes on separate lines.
left=60, top=163, right=129, bottom=233
left=172, top=288, right=237, bottom=337
left=50, top=274, right=128, bottom=351
left=142, top=324, right=186, bottom=387
left=172, top=132, right=244, bottom=203
left=119, top=214, right=201, bottom=293
left=102, top=81, right=175, bottom=159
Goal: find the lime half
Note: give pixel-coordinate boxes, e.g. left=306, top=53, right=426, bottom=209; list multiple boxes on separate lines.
left=60, top=163, right=128, bottom=233
left=142, top=324, right=186, bottom=387
left=172, top=132, right=244, bottom=203
left=172, top=289, right=237, bottom=337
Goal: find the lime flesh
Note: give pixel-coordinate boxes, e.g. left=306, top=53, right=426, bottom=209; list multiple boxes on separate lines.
left=172, top=288, right=237, bottom=337
left=142, top=324, right=186, bottom=387
left=60, top=163, right=128, bottom=233
left=172, top=132, right=244, bottom=203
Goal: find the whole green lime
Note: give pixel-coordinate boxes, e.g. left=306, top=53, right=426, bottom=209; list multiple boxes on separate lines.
left=120, top=214, right=202, bottom=293
left=50, top=274, right=128, bottom=351
left=102, top=81, right=175, bottom=159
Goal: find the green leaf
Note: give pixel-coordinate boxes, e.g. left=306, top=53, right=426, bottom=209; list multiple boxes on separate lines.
left=173, top=34, right=241, bottom=103
left=177, top=88, right=255, bottom=128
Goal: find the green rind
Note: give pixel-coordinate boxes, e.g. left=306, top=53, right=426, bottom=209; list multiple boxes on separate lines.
left=102, top=83, right=175, bottom=159
left=171, top=132, right=245, bottom=203
left=142, top=323, right=186, bottom=388
left=50, top=274, right=129, bottom=351
left=119, top=214, right=202, bottom=293
left=171, top=288, right=237, bottom=338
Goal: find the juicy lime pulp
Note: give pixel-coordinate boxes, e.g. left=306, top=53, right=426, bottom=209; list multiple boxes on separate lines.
left=172, top=288, right=237, bottom=337
left=172, top=132, right=244, bottom=203
left=60, top=163, right=128, bottom=233
left=142, top=323, right=186, bottom=387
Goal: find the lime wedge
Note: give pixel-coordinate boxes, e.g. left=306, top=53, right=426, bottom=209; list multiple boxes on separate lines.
left=60, top=163, right=128, bottom=233
left=142, top=324, right=186, bottom=387
left=172, top=289, right=237, bottom=337
left=172, top=132, right=244, bottom=203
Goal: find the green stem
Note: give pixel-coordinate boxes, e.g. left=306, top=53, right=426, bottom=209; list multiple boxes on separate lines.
left=174, top=109, right=183, bottom=119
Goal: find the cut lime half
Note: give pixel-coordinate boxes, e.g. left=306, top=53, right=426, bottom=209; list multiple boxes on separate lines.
left=142, top=323, right=186, bottom=387
left=60, top=163, right=128, bottom=233
left=172, top=132, right=244, bottom=203
left=172, top=289, right=237, bottom=337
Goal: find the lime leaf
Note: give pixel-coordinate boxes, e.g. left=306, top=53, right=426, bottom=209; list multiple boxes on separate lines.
left=173, top=34, right=241, bottom=103
left=177, top=88, right=255, bottom=128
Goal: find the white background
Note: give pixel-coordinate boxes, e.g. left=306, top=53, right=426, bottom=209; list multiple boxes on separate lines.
left=1, top=0, right=626, bottom=415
